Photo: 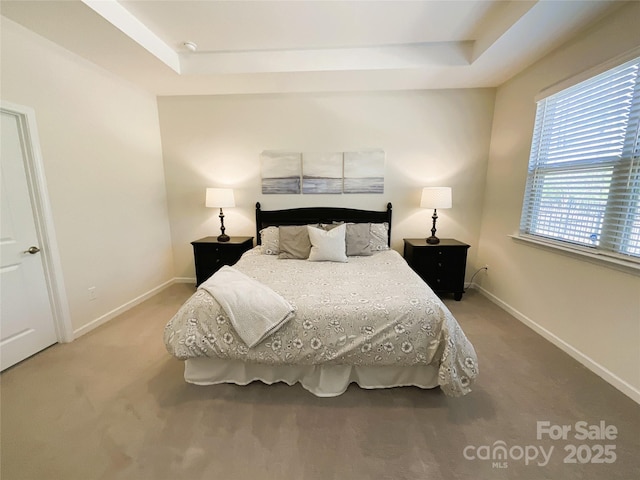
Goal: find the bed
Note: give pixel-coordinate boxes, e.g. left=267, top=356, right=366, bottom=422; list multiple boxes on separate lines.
left=164, top=203, right=478, bottom=397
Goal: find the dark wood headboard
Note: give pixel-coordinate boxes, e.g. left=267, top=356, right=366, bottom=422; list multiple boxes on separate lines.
left=255, top=202, right=392, bottom=246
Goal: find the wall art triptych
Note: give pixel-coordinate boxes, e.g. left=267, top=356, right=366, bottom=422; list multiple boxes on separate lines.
left=260, top=149, right=385, bottom=194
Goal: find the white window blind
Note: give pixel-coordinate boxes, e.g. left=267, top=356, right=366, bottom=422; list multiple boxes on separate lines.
left=520, top=56, right=640, bottom=261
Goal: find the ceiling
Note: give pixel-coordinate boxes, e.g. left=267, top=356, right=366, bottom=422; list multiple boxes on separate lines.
left=1, top=0, right=624, bottom=96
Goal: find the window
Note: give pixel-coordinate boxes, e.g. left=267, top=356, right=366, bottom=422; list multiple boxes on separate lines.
left=520, top=56, right=640, bottom=263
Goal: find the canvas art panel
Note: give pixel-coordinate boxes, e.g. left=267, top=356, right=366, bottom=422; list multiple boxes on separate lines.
left=302, top=152, right=343, bottom=194
left=261, top=151, right=302, bottom=194
left=343, top=149, right=385, bottom=194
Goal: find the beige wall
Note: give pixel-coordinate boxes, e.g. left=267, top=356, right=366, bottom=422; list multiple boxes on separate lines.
left=158, top=90, right=495, bottom=279
left=477, top=2, right=640, bottom=399
left=1, top=18, right=175, bottom=333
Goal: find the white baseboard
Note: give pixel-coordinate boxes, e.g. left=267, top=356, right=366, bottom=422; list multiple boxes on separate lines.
left=470, top=284, right=640, bottom=405
left=73, top=278, right=175, bottom=338
left=174, top=277, right=196, bottom=284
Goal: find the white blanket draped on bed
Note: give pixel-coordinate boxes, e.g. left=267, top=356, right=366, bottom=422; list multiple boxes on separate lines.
left=199, top=266, right=295, bottom=348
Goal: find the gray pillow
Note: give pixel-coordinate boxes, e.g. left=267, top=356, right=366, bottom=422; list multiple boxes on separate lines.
left=278, top=225, right=312, bottom=259
left=345, top=222, right=372, bottom=256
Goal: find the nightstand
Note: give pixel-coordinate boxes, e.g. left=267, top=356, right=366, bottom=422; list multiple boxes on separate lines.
left=191, top=236, right=254, bottom=286
left=403, top=238, right=470, bottom=300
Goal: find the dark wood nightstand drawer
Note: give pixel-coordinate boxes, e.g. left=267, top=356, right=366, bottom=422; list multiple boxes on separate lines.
left=191, top=236, right=254, bottom=286
left=403, top=238, right=470, bottom=300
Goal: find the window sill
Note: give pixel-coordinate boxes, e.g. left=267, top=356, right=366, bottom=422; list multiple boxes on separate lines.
left=510, top=234, right=640, bottom=276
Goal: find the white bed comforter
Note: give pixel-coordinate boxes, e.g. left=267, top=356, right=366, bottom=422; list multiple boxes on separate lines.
left=164, top=247, right=478, bottom=396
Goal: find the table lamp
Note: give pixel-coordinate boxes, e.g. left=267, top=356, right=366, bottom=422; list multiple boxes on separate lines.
left=206, top=188, right=235, bottom=242
left=420, top=187, right=452, bottom=244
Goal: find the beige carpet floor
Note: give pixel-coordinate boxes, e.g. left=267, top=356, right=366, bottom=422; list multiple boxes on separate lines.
left=1, top=284, right=638, bottom=480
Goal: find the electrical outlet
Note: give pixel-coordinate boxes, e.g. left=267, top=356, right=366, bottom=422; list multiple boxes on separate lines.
left=88, top=286, right=97, bottom=301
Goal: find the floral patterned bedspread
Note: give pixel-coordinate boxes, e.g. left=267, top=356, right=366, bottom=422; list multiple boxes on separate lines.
left=164, top=248, right=478, bottom=396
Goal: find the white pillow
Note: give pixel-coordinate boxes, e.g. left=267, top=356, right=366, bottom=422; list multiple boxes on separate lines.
left=307, top=224, right=348, bottom=263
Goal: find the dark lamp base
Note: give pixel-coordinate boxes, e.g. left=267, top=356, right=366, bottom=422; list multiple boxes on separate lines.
left=426, top=236, right=440, bottom=245
left=217, top=234, right=230, bottom=242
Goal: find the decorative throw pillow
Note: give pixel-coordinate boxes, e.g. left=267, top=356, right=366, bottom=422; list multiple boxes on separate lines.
left=259, top=226, right=279, bottom=255
left=307, top=224, right=348, bottom=262
left=345, top=222, right=372, bottom=256
left=370, top=223, right=390, bottom=251
left=278, top=225, right=312, bottom=259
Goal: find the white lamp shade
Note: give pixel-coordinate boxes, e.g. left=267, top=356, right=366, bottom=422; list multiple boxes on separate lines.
left=420, top=187, right=452, bottom=209
left=206, top=188, right=235, bottom=208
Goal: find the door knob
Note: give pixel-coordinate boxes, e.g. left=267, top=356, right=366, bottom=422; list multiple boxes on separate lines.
left=24, top=246, right=41, bottom=254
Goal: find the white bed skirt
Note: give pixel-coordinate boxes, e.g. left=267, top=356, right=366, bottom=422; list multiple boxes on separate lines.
left=184, top=358, right=440, bottom=397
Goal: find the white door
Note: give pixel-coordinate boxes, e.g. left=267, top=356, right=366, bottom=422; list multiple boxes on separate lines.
left=1, top=110, right=57, bottom=370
